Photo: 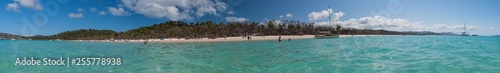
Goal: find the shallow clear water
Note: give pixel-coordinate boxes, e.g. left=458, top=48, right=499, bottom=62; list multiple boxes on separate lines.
left=1, top=36, right=500, bottom=73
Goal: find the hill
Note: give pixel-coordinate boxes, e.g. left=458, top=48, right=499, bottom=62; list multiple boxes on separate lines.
left=0, top=33, right=27, bottom=40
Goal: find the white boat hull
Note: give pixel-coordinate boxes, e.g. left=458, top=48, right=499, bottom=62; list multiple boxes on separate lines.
left=314, top=35, right=339, bottom=39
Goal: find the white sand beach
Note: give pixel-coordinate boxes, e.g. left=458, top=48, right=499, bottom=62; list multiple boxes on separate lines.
left=80, top=35, right=407, bottom=43
left=123, top=35, right=315, bottom=43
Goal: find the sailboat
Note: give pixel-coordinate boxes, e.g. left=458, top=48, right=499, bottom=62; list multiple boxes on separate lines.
left=10, top=34, right=16, bottom=40
left=315, top=30, right=340, bottom=39
left=315, top=6, right=340, bottom=39
left=460, top=23, right=470, bottom=36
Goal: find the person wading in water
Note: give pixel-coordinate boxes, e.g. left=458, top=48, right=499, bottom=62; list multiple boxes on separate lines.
left=278, top=36, right=281, bottom=42
left=144, top=38, right=148, bottom=44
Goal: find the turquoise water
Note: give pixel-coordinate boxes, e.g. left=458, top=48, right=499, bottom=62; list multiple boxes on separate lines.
left=1, top=36, right=500, bottom=73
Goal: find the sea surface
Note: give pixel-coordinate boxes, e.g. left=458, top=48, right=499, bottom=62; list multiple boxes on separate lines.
left=1, top=36, right=499, bottom=73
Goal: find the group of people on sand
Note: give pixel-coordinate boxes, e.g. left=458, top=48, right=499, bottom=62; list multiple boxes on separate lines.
left=247, top=35, right=251, bottom=40
left=142, top=35, right=289, bottom=45
left=240, top=35, right=252, bottom=40
left=278, top=36, right=291, bottom=42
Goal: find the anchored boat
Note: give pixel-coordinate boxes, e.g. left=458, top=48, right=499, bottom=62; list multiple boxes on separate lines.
left=460, top=23, right=471, bottom=36
left=314, top=31, right=339, bottom=39
left=314, top=5, right=339, bottom=39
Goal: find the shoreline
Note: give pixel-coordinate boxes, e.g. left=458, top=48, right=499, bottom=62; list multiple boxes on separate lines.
left=98, top=35, right=315, bottom=43
left=67, top=35, right=409, bottom=43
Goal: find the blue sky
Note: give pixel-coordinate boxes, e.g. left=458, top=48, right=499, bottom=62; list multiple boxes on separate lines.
left=1, top=0, right=499, bottom=36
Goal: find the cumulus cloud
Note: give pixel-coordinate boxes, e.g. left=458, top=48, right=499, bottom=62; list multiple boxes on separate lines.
left=313, top=15, right=479, bottom=33
left=313, top=22, right=329, bottom=26
left=279, top=13, right=293, bottom=19
left=225, top=16, right=248, bottom=22
left=120, top=0, right=229, bottom=20
left=89, top=7, right=97, bottom=12
left=77, top=8, right=84, bottom=12
left=15, top=0, right=43, bottom=10
left=307, top=8, right=483, bottom=33
left=107, top=7, right=130, bottom=16
left=68, top=13, right=84, bottom=18
left=194, top=0, right=228, bottom=17
left=332, top=12, right=345, bottom=21
left=6, top=3, right=21, bottom=12
left=227, top=11, right=234, bottom=15
left=98, top=11, right=106, bottom=15
left=308, top=8, right=332, bottom=20
left=430, top=24, right=478, bottom=32
left=334, top=16, right=417, bottom=29
left=286, top=13, right=293, bottom=18
left=5, top=0, right=43, bottom=12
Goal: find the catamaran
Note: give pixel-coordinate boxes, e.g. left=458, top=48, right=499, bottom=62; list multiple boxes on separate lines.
left=460, top=23, right=470, bottom=36
left=315, top=31, right=340, bottom=39
left=314, top=6, right=340, bottom=39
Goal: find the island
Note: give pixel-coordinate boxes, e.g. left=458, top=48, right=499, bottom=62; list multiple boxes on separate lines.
left=4, top=20, right=445, bottom=42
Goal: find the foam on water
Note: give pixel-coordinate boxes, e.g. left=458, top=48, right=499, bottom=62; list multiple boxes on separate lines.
left=1, top=36, right=499, bottom=72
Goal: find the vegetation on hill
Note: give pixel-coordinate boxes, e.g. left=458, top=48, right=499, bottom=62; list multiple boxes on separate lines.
left=0, top=33, right=27, bottom=39
left=50, top=29, right=117, bottom=40
left=117, top=20, right=317, bottom=39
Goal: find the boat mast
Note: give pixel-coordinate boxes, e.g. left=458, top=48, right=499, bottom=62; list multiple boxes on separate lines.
left=328, top=5, right=331, bottom=27
left=464, top=23, right=467, bottom=34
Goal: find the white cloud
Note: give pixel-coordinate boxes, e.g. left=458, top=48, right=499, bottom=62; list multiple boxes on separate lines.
left=68, top=13, right=84, bottom=18
left=259, top=19, right=285, bottom=26
left=5, top=0, right=43, bottom=12
left=279, top=13, right=293, bottom=19
left=194, top=0, right=228, bottom=17
left=306, top=9, right=485, bottom=34
left=98, top=11, right=106, bottom=15
left=313, top=22, right=329, bottom=26
left=77, top=8, right=84, bottom=12
left=430, top=24, right=478, bottom=32
left=89, top=7, right=97, bottom=12
left=332, top=12, right=345, bottom=21
left=227, top=11, right=234, bottom=15
left=332, top=16, right=419, bottom=30
left=107, top=7, right=130, bottom=16
left=286, top=13, right=293, bottom=18
left=120, top=0, right=229, bottom=20
left=490, top=27, right=495, bottom=31
left=225, top=16, right=248, bottom=22
left=314, top=14, right=480, bottom=33
left=6, top=3, right=21, bottom=12
left=308, top=8, right=332, bottom=20
left=14, top=0, right=43, bottom=10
